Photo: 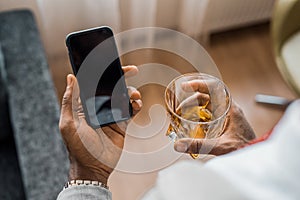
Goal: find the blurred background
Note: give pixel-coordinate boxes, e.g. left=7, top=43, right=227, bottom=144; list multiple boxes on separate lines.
left=0, top=0, right=299, bottom=199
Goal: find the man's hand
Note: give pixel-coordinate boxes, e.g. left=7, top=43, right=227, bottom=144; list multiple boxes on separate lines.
left=174, top=80, right=256, bottom=156
left=59, top=66, right=142, bottom=184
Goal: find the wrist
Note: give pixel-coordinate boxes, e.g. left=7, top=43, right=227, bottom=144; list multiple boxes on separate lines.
left=69, top=162, right=109, bottom=185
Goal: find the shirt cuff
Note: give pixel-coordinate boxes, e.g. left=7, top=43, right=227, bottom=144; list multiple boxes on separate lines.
left=57, top=185, right=112, bottom=200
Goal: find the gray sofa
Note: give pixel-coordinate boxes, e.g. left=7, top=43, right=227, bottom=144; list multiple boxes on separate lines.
left=0, top=10, right=68, bottom=199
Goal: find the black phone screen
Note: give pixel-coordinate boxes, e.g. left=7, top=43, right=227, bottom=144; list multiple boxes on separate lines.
left=66, top=27, right=132, bottom=127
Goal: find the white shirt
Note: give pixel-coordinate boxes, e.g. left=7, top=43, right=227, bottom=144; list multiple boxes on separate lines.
left=58, top=100, right=300, bottom=200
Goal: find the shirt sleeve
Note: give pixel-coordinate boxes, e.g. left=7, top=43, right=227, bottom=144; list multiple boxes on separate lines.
left=57, top=185, right=112, bottom=200
left=140, top=161, right=247, bottom=200
left=142, top=100, right=300, bottom=200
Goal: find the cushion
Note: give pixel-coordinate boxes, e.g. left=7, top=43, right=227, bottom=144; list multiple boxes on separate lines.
left=0, top=10, right=68, bottom=199
left=0, top=43, right=13, bottom=141
left=0, top=43, right=25, bottom=200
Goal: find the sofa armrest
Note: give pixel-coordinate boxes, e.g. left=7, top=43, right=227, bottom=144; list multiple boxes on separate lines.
left=0, top=10, right=68, bottom=200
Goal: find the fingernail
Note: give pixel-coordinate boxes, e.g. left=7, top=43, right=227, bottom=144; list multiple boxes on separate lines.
left=135, top=99, right=143, bottom=108
left=67, top=75, right=73, bottom=86
left=175, top=141, right=188, bottom=152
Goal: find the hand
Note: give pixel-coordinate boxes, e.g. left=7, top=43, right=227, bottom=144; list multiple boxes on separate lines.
left=174, top=80, right=256, bottom=156
left=59, top=66, right=142, bottom=184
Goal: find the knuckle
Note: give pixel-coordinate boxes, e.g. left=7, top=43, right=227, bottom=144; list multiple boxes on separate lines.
left=59, top=119, right=73, bottom=132
left=62, top=95, right=71, bottom=105
left=62, top=88, right=73, bottom=105
left=188, top=140, right=201, bottom=154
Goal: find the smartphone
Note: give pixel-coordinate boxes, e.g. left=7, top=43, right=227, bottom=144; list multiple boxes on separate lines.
left=66, top=26, right=132, bottom=128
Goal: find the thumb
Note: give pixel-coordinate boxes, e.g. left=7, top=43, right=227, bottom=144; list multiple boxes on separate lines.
left=174, top=138, right=220, bottom=155
left=60, top=74, right=75, bottom=121
left=59, top=74, right=77, bottom=141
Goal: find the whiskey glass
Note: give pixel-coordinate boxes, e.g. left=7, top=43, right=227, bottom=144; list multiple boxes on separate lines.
left=165, top=73, right=231, bottom=158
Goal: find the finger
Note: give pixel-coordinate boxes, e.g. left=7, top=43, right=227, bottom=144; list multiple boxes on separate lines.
left=122, top=65, right=138, bottom=78
left=104, top=123, right=126, bottom=138
left=127, top=86, right=142, bottom=114
left=174, top=138, right=223, bottom=155
left=132, top=99, right=143, bottom=112
left=128, top=86, right=142, bottom=100
left=176, top=92, right=210, bottom=112
left=72, top=77, right=85, bottom=122
left=181, top=80, right=211, bottom=93
left=73, top=96, right=86, bottom=129
left=76, top=97, right=85, bottom=120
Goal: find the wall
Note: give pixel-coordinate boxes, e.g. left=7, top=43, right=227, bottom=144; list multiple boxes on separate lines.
left=0, top=0, right=275, bottom=58
left=0, top=0, right=180, bottom=58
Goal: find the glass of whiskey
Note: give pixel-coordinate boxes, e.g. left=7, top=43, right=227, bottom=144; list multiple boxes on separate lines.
left=165, top=73, right=231, bottom=159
